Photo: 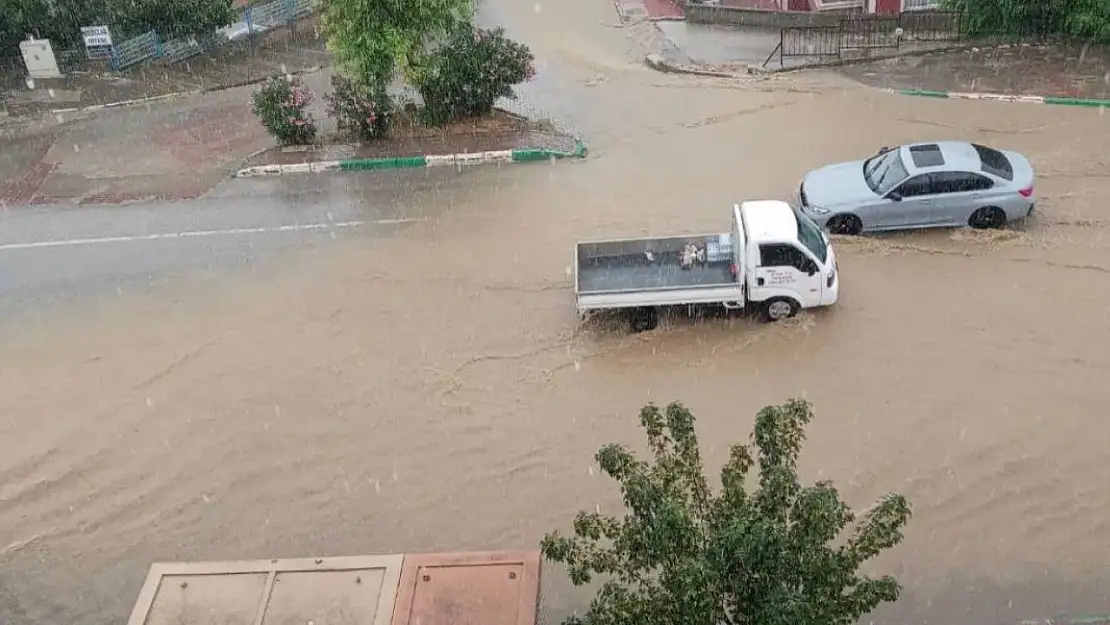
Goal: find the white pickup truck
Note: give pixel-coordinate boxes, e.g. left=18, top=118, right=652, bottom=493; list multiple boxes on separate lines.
left=574, top=201, right=839, bottom=332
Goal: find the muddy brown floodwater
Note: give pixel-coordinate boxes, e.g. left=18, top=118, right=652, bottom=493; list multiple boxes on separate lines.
left=3, top=1, right=1110, bottom=623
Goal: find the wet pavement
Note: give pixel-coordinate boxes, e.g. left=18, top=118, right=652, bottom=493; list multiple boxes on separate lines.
left=4, top=1, right=1110, bottom=624
left=0, top=69, right=337, bottom=207
left=0, top=168, right=470, bottom=319
left=839, top=43, right=1110, bottom=98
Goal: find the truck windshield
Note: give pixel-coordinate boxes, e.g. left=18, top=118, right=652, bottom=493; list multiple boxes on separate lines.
left=794, top=209, right=828, bottom=263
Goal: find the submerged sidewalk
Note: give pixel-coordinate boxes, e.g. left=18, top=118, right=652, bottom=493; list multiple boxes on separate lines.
left=838, top=43, right=1110, bottom=99
left=1, top=84, right=276, bottom=206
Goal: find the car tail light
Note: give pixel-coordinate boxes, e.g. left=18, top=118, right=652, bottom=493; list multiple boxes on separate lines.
left=1019, top=185, right=1034, bottom=198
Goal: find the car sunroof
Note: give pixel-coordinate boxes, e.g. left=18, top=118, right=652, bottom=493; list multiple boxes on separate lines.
left=908, top=144, right=945, bottom=168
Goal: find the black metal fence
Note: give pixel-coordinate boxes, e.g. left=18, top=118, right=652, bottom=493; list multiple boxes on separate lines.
left=840, top=15, right=902, bottom=51
left=779, top=25, right=840, bottom=61
left=765, top=9, right=965, bottom=68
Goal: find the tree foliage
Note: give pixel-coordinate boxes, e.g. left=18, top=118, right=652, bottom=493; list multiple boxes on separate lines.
left=1, top=0, right=234, bottom=58
left=318, top=0, right=474, bottom=88
left=251, top=75, right=318, bottom=146
left=414, top=26, right=534, bottom=126
left=324, top=74, right=394, bottom=141
left=946, top=0, right=1110, bottom=41
left=541, top=399, right=912, bottom=625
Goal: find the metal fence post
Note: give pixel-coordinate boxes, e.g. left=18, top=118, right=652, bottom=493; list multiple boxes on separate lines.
left=779, top=28, right=786, bottom=67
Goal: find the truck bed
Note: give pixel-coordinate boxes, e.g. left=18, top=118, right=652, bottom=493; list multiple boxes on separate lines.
left=576, top=234, right=737, bottom=294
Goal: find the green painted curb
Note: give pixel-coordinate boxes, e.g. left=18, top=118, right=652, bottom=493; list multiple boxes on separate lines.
left=898, top=89, right=949, bottom=98
left=339, top=156, right=428, bottom=171
left=1043, top=95, right=1110, bottom=107
left=510, top=139, right=590, bottom=163
left=898, top=88, right=1110, bottom=108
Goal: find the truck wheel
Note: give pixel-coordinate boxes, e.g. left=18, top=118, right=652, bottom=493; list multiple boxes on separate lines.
left=969, top=206, right=1006, bottom=229
left=761, top=298, right=799, bottom=322
left=826, top=214, right=862, bottom=236
left=629, top=307, right=659, bottom=333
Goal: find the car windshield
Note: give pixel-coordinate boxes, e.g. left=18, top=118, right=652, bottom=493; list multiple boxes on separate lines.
left=794, top=208, right=828, bottom=263
left=864, top=149, right=909, bottom=196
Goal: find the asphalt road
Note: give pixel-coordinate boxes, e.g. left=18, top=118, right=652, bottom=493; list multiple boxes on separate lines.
left=0, top=1, right=585, bottom=324
left=0, top=168, right=497, bottom=320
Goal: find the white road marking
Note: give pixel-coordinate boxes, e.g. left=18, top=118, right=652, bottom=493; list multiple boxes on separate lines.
left=0, top=219, right=423, bottom=252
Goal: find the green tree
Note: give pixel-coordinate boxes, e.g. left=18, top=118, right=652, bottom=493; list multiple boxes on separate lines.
left=0, top=0, right=52, bottom=56
left=414, top=26, right=535, bottom=125
left=946, top=0, right=1110, bottom=41
left=1, top=0, right=234, bottom=58
left=112, top=0, right=236, bottom=40
left=541, top=399, right=912, bottom=625
left=317, top=0, right=474, bottom=88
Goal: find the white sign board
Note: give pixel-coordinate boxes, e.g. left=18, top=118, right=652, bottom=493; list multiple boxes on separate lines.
left=20, top=38, right=63, bottom=79
left=81, top=25, right=113, bottom=47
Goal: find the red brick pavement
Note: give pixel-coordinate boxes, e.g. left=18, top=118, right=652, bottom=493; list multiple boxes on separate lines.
left=156, top=104, right=267, bottom=170
left=643, top=0, right=684, bottom=20
left=0, top=134, right=57, bottom=208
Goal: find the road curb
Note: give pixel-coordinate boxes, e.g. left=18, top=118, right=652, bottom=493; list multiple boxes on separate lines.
left=643, top=54, right=751, bottom=79
left=232, top=139, right=589, bottom=177
left=894, top=88, right=1110, bottom=108
left=644, top=44, right=975, bottom=78
left=49, top=65, right=326, bottom=115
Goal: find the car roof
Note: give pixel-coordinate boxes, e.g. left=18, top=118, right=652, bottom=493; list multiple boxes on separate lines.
left=740, top=200, right=798, bottom=243
left=900, top=141, right=983, bottom=175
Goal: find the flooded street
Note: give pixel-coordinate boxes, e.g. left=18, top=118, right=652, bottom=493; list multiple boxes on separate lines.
left=3, top=0, right=1110, bottom=623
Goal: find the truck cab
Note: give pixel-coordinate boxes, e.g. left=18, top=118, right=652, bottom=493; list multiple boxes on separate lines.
left=735, top=201, right=839, bottom=320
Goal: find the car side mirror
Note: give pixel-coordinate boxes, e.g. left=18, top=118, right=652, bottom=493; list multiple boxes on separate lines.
left=806, top=263, right=818, bottom=276
left=888, top=191, right=902, bottom=201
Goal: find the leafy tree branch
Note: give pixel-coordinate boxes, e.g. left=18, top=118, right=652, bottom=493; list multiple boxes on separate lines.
left=542, top=399, right=912, bottom=625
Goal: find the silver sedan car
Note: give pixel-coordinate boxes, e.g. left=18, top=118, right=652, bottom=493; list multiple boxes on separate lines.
left=797, top=141, right=1036, bottom=235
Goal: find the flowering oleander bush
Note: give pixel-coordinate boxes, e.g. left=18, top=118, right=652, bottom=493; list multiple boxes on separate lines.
left=251, top=75, right=318, bottom=146
left=414, top=26, right=536, bottom=127
left=324, top=75, right=394, bottom=141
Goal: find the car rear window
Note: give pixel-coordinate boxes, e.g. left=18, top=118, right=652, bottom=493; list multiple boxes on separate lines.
left=973, top=144, right=1013, bottom=180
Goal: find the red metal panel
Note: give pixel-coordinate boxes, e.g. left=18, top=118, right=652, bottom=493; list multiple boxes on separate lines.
left=874, top=0, right=901, bottom=14
left=391, top=551, right=541, bottom=625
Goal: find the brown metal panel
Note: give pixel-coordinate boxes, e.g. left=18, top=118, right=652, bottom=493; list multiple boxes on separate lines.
left=392, top=551, right=541, bottom=625
left=127, top=554, right=404, bottom=625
